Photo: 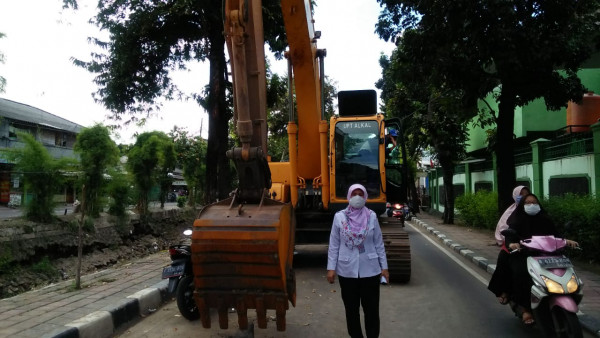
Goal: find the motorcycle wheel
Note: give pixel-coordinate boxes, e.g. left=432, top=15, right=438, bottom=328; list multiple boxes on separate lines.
left=176, top=275, right=200, bottom=321
left=551, top=307, right=583, bottom=338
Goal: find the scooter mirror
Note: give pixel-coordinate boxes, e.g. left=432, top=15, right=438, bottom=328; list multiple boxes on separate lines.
left=183, top=229, right=193, bottom=236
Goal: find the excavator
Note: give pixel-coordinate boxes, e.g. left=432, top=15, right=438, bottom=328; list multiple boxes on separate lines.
left=190, top=0, right=411, bottom=332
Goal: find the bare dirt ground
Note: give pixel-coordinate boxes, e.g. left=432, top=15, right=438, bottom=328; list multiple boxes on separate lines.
left=0, top=211, right=192, bottom=298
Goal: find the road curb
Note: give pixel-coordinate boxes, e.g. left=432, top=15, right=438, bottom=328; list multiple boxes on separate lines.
left=410, top=218, right=496, bottom=274
left=46, top=280, right=170, bottom=338
left=409, top=217, right=600, bottom=337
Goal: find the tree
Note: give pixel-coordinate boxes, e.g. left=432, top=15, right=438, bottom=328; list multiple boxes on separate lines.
left=64, top=0, right=288, bottom=204
left=8, top=133, right=74, bottom=222
left=265, top=63, right=337, bottom=161
left=169, top=126, right=207, bottom=207
left=73, top=124, right=119, bottom=217
left=127, top=131, right=175, bottom=217
left=0, top=32, right=6, bottom=93
left=376, top=0, right=600, bottom=211
left=377, top=32, right=471, bottom=224
left=157, top=138, right=177, bottom=208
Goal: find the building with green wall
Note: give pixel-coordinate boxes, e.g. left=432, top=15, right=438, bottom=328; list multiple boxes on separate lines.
left=426, top=61, right=600, bottom=212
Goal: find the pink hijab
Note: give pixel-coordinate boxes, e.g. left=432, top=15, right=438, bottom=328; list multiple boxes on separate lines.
left=494, top=185, right=527, bottom=245
left=341, top=184, right=370, bottom=248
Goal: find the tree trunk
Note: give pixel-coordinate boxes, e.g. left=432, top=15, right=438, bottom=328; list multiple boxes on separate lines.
left=408, top=170, right=420, bottom=213
left=496, top=88, right=517, bottom=212
left=398, top=122, right=410, bottom=201
left=75, top=185, right=86, bottom=290
left=204, top=15, right=231, bottom=204
left=439, top=151, right=455, bottom=224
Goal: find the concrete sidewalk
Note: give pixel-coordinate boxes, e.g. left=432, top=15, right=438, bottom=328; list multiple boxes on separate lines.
left=1, top=211, right=599, bottom=337
left=0, top=253, right=172, bottom=338
left=411, top=212, right=600, bottom=337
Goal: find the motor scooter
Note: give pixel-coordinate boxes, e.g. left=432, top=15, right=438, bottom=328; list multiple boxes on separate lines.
left=162, top=229, right=199, bottom=321
left=390, top=203, right=405, bottom=226
left=503, top=230, right=584, bottom=338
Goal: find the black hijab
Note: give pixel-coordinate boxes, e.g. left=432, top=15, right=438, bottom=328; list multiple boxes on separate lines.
left=505, top=193, right=557, bottom=246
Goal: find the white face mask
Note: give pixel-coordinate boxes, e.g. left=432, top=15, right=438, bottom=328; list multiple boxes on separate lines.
left=349, top=195, right=366, bottom=209
left=524, top=203, right=541, bottom=216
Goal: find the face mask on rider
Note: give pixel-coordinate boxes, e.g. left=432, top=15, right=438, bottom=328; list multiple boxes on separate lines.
left=515, top=196, right=522, bottom=205
left=349, top=195, right=366, bottom=209
left=524, top=203, right=541, bottom=216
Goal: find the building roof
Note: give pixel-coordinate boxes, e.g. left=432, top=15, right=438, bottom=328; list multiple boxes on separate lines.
left=0, top=98, right=84, bottom=133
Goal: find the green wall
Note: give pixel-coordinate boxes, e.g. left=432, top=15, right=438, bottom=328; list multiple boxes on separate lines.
left=466, top=67, right=600, bottom=153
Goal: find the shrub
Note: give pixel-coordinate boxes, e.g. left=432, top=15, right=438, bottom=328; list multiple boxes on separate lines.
left=543, top=194, right=600, bottom=263
left=0, top=248, right=14, bottom=274
left=32, top=256, right=57, bottom=277
left=455, top=190, right=498, bottom=230
left=177, top=196, right=187, bottom=208
left=456, top=192, right=600, bottom=262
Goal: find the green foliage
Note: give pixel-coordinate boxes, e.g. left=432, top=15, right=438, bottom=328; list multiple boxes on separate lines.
left=455, top=193, right=600, bottom=261
left=82, top=217, right=96, bottom=234
left=74, top=124, right=120, bottom=217
left=127, top=131, right=175, bottom=215
left=107, top=169, right=132, bottom=218
left=0, top=32, right=5, bottom=93
left=543, top=194, right=600, bottom=263
left=265, top=66, right=338, bottom=162
left=455, top=190, right=498, bottom=230
left=376, top=0, right=600, bottom=210
left=31, top=256, right=57, bottom=277
left=9, top=133, right=67, bottom=222
left=377, top=30, right=471, bottom=223
left=65, top=217, right=95, bottom=234
left=177, top=196, right=187, bottom=208
left=0, top=247, right=14, bottom=274
left=169, top=127, right=206, bottom=206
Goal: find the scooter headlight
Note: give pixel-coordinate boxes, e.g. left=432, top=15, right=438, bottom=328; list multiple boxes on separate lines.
left=566, top=274, right=579, bottom=293
left=541, top=275, right=564, bottom=294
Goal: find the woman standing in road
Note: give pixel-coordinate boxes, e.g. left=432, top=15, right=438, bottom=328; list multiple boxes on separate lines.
left=327, top=183, right=389, bottom=338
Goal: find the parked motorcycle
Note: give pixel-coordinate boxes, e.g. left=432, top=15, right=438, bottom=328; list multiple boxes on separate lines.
left=503, top=230, right=583, bottom=338
left=162, top=229, right=199, bottom=321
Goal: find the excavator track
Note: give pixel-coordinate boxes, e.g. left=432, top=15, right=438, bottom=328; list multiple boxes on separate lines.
left=378, top=216, right=411, bottom=283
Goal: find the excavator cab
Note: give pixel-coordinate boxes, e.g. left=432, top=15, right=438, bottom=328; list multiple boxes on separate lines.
left=329, top=90, right=396, bottom=215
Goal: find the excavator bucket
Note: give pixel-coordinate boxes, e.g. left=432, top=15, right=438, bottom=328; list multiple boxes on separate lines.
left=191, top=197, right=296, bottom=331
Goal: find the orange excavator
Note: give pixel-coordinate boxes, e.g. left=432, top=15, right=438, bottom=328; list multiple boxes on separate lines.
left=191, top=0, right=411, bottom=332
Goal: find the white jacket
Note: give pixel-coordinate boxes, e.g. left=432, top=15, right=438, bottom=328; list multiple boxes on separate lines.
left=327, top=209, right=388, bottom=278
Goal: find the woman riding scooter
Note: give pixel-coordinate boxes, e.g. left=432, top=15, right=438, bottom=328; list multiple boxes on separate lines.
left=487, top=186, right=529, bottom=305
left=504, top=193, right=579, bottom=325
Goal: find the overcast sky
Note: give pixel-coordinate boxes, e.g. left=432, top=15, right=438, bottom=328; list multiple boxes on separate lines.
left=0, top=0, right=395, bottom=144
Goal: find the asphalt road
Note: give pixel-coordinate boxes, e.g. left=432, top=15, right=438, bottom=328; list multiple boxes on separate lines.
left=0, top=205, right=74, bottom=219
left=114, top=224, right=594, bottom=338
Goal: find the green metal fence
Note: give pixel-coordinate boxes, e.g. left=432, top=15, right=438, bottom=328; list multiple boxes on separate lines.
left=542, top=132, right=593, bottom=161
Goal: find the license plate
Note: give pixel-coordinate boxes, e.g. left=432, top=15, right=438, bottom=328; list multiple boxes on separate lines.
left=162, top=265, right=185, bottom=279
left=537, top=257, right=572, bottom=269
